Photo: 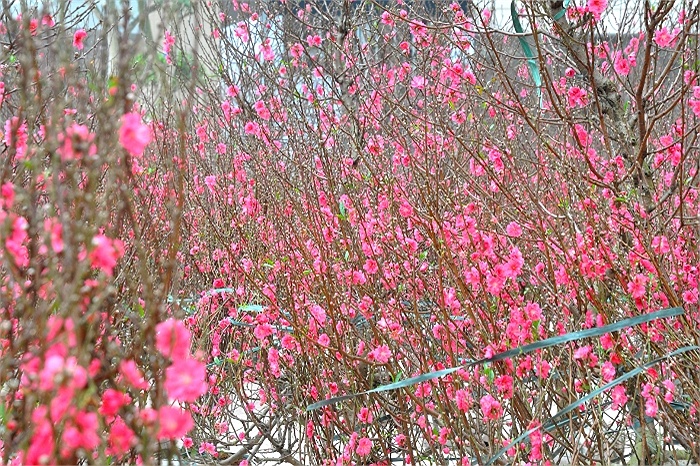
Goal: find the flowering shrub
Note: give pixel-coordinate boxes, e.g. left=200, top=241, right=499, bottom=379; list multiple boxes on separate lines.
left=172, top=0, right=700, bottom=464
left=2, top=0, right=700, bottom=465
left=0, top=3, right=205, bottom=465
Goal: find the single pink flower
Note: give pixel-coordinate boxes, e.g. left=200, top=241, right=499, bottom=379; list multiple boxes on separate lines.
left=367, top=345, right=391, bottom=364
left=411, top=75, right=426, bottom=89
left=627, top=274, right=649, bottom=299
left=118, top=360, right=150, bottom=390
left=164, top=358, right=208, bottom=402
left=119, top=112, right=152, bottom=157
left=587, top=0, right=607, bottom=20
left=157, top=406, right=194, bottom=440
left=479, top=394, right=503, bottom=420
left=108, top=417, right=136, bottom=456
left=611, top=385, right=628, bottom=409
left=614, top=54, right=631, bottom=76
left=253, top=322, right=273, bottom=339
left=58, top=123, right=96, bottom=161
left=89, top=234, right=125, bottom=276
left=506, top=221, right=523, bottom=237
left=100, top=389, right=132, bottom=417
left=567, top=86, right=588, bottom=108
left=455, top=389, right=472, bottom=411
left=42, top=14, right=55, bottom=27
left=601, top=361, right=616, bottom=382
left=356, top=437, right=373, bottom=457
left=654, top=27, right=676, bottom=48
left=155, top=318, right=192, bottom=359
left=73, top=29, right=87, bottom=50
left=199, top=442, right=218, bottom=457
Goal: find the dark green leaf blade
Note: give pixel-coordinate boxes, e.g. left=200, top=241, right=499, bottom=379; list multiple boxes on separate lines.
left=305, top=307, right=683, bottom=411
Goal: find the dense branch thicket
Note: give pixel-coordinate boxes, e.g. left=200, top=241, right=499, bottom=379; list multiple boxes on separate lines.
left=1, top=0, right=700, bottom=465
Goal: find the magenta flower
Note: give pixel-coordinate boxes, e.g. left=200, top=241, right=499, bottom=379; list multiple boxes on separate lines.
left=73, top=29, right=87, bottom=50
left=108, top=416, right=136, bottom=456
left=586, top=0, right=607, bottom=20
left=356, top=437, right=373, bottom=457
left=89, top=234, right=124, bottom=276
left=479, top=394, right=503, bottom=421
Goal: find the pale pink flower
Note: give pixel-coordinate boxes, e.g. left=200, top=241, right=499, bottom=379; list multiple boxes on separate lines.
left=506, top=221, right=522, bottom=237
left=289, top=43, right=304, bottom=59
left=645, top=396, right=658, bottom=417
left=164, top=358, right=207, bottom=402
left=411, top=75, right=426, bottom=89
left=455, top=389, right=472, bottom=411
left=357, top=407, right=373, bottom=424
left=254, top=323, right=273, bottom=339
left=157, top=406, right=194, bottom=440
left=42, top=14, right=55, bottom=27
left=611, top=385, right=628, bottom=409
left=381, top=11, right=395, bottom=27
left=600, top=361, right=616, bottom=382
left=573, top=345, right=592, bottom=361
left=204, top=175, right=217, bottom=193
left=118, top=360, right=150, bottom=390
left=199, top=442, right=218, bottom=457
left=155, top=318, right=192, bottom=359
left=254, top=100, right=271, bottom=120
left=310, top=304, right=327, bottom=325
left=244, top=121, right=260, bottom=135
left=368, top=345, right=391, bottom=364
left=119, top=112, right=152, bottom=156
left=58, top=123, right=96, bottom=161
left=654, top=27, right=676, bottom=48
left=363, top=258, right=379, bottom=275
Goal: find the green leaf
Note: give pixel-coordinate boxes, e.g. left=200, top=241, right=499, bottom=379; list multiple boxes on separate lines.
left=485, top=344, right=700, bottom=466
left=135, top=303, right=145, bottom=318
left=484, top=366, right=495, bottom=383
left=306, top=307, right=684, bottom=411
left=306, top=367, right=462, bottom=411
